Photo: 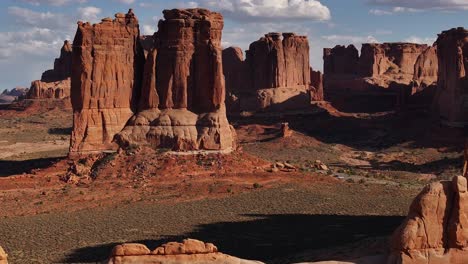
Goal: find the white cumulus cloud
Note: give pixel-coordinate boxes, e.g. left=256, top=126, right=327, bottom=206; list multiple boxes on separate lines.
left=77, top=6, right=102, bottom=23
left=196, top=0, right=331, bottom=21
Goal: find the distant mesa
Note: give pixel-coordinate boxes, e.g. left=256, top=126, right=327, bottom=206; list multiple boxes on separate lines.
left=0, top=87, right=28, bottom=104
left=70, top=8, right=236, bottom=154
left=323, top=42, right=438, bottom=112
left=223, top=32, right=324, bottom=113
left=25, top=40, right=72, bottom=101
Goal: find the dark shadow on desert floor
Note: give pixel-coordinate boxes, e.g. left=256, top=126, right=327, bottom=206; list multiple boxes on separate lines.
left=0, top=157, right=65, bottom=177
left=231, top=109, right=465, bottom=152
left=63, top=214, right=404, bottom=263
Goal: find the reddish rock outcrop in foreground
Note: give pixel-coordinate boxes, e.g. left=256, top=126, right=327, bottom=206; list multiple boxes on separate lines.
left=388, top=176, right=468, bottom=264
left=433, top=27, right=468, bottom=127
left=70, top=10, right=143, bottom=153
left=0, top=246, right=7, bottom=264
left=324, top=43, right=438, bottom=112
left=71, top=8, right=236, bottom=153
left=223, top=33, right=323, bottom=113
left=106, top=239, right=263, bottom=264
left=26, top=41, right=72, bottom=100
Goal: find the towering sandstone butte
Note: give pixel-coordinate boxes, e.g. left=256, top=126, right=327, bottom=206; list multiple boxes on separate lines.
left=222, top=47, right=245, bottom=112
left=26, top=40, right=72, bottom=100
left=324, top=43, right=438, bottom=112
left=222, top=33, right=322, bottom=112
left=388, top=176, right=468, bottom=264
left=116, top=8, right=235, bottom=151
left=433, top=27, right=468, bottom=127
left=70, top=9, right=144, bottom=153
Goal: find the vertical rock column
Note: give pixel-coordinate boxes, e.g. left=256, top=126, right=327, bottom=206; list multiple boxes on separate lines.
left=434, top=27, right=468, bottom=127
left=70, top=9, right=144, bottom=154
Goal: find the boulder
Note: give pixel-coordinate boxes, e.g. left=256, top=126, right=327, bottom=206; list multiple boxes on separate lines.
left=388, top=176, right=468, bottom=264
left=433, top=27, right=468, bottom=127
left=106, top=239, right=263, bottom=264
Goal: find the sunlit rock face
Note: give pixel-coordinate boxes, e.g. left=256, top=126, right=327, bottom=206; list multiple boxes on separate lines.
left=70, top=8, right=236, bottom=154
left=323, top=43, right=438, bottom=112
left=388, top=176, right=468, bottom=264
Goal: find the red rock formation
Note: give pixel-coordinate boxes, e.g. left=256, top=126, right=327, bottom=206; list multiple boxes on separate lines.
left=0, top=246, right=7, bottom=264
left=70, top=9, right=144, bottom=153
left=388, top=176, right=468, bottom=264
left=433, top=27, right=468, bottom=127
left=139, top=35, right=155, bottom=59
left=324, top=42, right=438, bottom=112
left=223, top=33, right=313, bottom=112
left=106, top=239, right=263, bottom=264
left=0, top=87, right=28, bottom=104
left=310, top=68, right=324, bottom=101
left=114, top=8, right=235, bottom=151
left=27, top=79, right=70, bottom=100
left=323, top=45, right=359, bottom=77
left=41, top=40, right=72, bottom=82
left=25, top=41, right=73, bottom=100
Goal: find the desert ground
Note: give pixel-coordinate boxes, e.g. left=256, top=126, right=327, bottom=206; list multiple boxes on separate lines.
left=0, top=103, right=464, bottom=263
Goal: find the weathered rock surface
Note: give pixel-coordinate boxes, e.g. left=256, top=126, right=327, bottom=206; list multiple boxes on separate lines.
left=115, top=8, right=236, bottom=151
left=106, top=239, right=264, bottom=264
left=324, top=43, right=438, bottom=112
left=310, top=69, right=324, bottom=102
left=433, top=27, right=468, bottom=127
left=27, top=78, right=70, bottom=99
left=223, top=33, right=321, bottom=112
left=70, top=8, right=236, bottom=153
left=70, top=9, right=144, bottom=153
left=0, top=246, right=7, bottom=264
left=388, top=176, right=468, bottom=264
left=42, top=40, right=72, bottom=82
left=25, top=41, right=73, bottom=100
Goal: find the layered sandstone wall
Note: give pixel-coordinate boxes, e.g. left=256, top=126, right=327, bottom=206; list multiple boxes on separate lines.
left=222, top=33, right=322, bottom=112
left=323, top=42, right=438, bottom=112
left=70, top=9, right=144, bottom=153
left=70, top=8, right=235, bottom=153
left=433, top=27, right=468, bottom=127
left=106, top=239, right=263, bottom=264
left=388, top=176, right=468, bottom=264
left=26, top=41, right=72, bottom=100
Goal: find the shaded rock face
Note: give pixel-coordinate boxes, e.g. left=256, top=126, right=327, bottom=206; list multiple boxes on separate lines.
left=42, top=40, right=72, bottom=82
left=70, top=9, right=144, bottom=153
left=106, top=239, right=263, bottom=264
left=433, top=27, right=468, bottom=127
left=388, top=176, right=468, bottom=264
left=71, top=8, right=235, bottom=153
left=223, top=33, right=322, bottom=112
left=324, top=43, right=438, bottom=112
left=116, top=8, right=235, bottom=151
left=310, top=69, right=324, bottom=102
left=25, top=41, right=72, bottom=100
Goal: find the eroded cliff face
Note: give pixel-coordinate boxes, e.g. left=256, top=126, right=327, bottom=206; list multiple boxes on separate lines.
left=388, top=176, right=468, bottom=264
left=70, top=9, right=144, bottom=154
left=323, top=42, right=438, bottom=112
left=433, top=27, right=468, bottom=127
left=222, top=33, right=322, bottom=112
left=25, top=41, right=72, bottom=100
left=114, top=8, right=236, bottom=151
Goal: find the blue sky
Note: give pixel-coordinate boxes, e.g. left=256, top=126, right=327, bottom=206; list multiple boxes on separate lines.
left=0, top=0, right=467, bottom=91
